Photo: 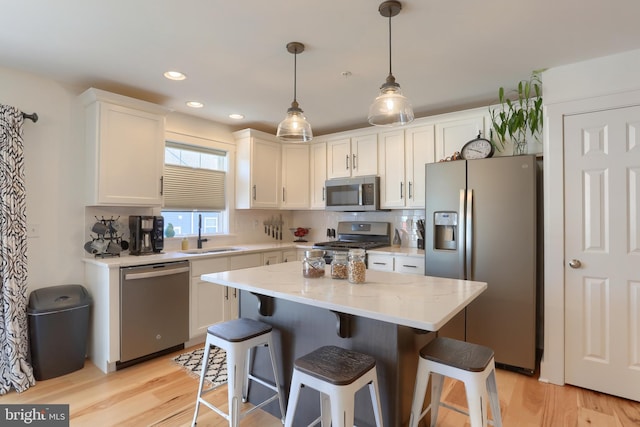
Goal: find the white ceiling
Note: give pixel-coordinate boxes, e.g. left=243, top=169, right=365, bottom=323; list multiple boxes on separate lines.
left=2, top=0, right=640, bottom=135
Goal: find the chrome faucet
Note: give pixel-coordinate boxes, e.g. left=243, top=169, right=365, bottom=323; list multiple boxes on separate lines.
left=197, top=214, right=208, bottom=249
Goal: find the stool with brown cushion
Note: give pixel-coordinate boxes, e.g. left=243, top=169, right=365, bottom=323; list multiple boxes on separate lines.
left=191, top=318, right=286, bottom=427
left=284, top=345, right=383, bottom=427
left=409, top=337, right=502, bottom=427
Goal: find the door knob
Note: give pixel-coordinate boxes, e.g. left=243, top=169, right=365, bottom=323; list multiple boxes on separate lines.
left=568, top=259, right=582, bottom=269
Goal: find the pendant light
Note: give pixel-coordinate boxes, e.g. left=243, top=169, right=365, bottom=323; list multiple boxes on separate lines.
left=368, top=1, right=414, bottom=127
left=277, top=42, right=313, bottom=142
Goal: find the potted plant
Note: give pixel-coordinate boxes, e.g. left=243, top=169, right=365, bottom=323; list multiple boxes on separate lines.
left=489, top=70, right=543, bottom=155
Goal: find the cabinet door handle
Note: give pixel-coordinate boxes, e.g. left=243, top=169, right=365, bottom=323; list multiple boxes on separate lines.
left=352, top=154, right=357, bottom=169
left=373, top=261, right=387, bottom=265
left=346, top=154, right=349, bottom=170
left=282, top=187, right=286, bottom=202
left=225, top=287, right=229, bottom=300
left=408, top=181, right=412, bottom=199
left=400, top=182, right=404, bottom=199
left=253, top=185, right=256, bottom=200
left=402, top=264, right=418, bottom=268
left=322, top=187, right=325, bottom=201
left=160, top=176, right=163, bottom=195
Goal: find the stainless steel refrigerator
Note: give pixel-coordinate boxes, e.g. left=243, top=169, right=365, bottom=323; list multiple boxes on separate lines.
left=425, top=155, right=537, bottom=374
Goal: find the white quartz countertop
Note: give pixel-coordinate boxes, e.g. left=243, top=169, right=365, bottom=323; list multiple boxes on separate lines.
left=201, top=261, right=486, bottom=331
left=81, top=242, right=303, bottom=268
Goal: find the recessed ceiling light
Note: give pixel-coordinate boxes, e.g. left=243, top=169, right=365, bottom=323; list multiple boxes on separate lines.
left=186, top=101, right=204, bottom=108
left=229, top=114, right=245, bottom=120
left=164, top=71, right=186, bottom=81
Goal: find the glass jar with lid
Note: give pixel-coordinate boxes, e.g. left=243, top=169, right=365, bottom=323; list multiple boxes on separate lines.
left=302, top=249, right=326, bottom=278
left=348, top=249, right=366, bottom=284
left=330, top=252, right=348, bottom=279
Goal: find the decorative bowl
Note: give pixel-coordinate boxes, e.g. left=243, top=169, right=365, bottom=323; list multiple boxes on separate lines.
left=289, top=227, right=311, bottom=242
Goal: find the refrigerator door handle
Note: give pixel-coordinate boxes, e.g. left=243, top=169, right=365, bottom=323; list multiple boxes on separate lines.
left=459, top=189, right=466, bottom=280
left=466, top=188, right=474, bottom=280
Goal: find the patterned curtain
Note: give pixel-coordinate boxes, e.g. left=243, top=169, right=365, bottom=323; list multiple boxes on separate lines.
left=0, top=104, right=34, bottom=394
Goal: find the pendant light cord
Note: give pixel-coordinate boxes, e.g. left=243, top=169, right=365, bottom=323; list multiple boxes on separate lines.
left=388, top=13, right=393, bottom=77
left=293, top=48, right=298, bottom=103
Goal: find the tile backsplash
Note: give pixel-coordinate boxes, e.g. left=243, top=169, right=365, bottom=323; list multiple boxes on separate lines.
left=84, top=206, right=426, bottom=257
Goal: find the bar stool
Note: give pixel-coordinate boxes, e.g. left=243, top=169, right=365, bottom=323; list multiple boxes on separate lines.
left=284, top=345, right=383, bottom=427
left=192, top=318, right=286, bottom=427
left=409, top=337, right=502, bottom=427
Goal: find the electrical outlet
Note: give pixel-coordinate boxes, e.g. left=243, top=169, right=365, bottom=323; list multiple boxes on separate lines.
left=27, top=223, right=40, bottom=238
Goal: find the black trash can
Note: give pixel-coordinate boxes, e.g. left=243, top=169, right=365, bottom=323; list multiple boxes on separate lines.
left=28, top=284, right=92, bottom=380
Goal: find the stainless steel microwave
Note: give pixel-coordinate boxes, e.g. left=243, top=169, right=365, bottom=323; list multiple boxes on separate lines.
left=325, top=176, right=380, bottom=211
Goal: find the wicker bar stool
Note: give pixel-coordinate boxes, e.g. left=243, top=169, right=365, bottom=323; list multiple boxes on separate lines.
left=192, top=318, right=286, bottom=427
left=409, top=337, right=502, bottom=427
left=284, top=345, right=383, bottom=427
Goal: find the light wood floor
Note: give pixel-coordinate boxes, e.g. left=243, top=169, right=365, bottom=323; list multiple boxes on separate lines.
left=3, top=345, right=639, bottom=426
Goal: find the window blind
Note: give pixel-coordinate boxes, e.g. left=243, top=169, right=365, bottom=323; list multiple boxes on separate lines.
left=163, top=164, right=226, bottom=211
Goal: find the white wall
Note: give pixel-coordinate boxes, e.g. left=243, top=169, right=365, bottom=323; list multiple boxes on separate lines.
left=0, top=66, right=248, bottom=293
left=0, top=66, right=85, bottom=292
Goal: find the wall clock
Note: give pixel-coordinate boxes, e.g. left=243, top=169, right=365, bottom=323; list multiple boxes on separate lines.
left=460, top=133, right=495, bottom=160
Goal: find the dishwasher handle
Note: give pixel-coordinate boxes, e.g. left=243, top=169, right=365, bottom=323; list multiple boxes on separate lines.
left=124, top=266, right=190, bottom=281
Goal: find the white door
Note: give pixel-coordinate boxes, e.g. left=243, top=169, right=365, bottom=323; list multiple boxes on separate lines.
left=564, top=105, right=640, bottom=401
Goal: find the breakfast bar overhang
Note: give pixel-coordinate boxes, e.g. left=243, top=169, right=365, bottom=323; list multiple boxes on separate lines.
left=201, top=261, right=487, bottom=427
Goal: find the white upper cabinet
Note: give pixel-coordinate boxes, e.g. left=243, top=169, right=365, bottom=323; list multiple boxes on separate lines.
left=378, top=125, right=435, bottom=209
left=281, top=144, right=310, bottom=209
left=310, top=141, right=327, bottom=209
left=434, top=113, right=487, bottom=161
left=378, top=130, right=406, bottom=208
left=234, top=129, right=281, bottom=209
left=327, top=132, right=378, bottom=179
left=404, top=124, right=435, bottom=208
left=80, top=88, right=167, bottom=206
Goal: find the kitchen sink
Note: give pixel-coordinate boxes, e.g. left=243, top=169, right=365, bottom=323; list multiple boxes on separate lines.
left=179, top=247, right=243, bottom=254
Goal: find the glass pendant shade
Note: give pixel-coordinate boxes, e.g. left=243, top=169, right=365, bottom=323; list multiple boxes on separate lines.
left=277, top=101, right=313, bottom=142
left=369, top=0, right=414, bottom=127
left=277, top=42, right=313, bottom=142
left=368, top=75, right=414, bottom=126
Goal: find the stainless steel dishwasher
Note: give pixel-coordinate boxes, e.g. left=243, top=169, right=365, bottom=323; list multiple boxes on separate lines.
left=119, top=260, right=190, bottom=368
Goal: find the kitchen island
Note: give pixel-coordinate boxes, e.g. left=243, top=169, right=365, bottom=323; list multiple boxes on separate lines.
left=201, top=261, right=486, bottom=427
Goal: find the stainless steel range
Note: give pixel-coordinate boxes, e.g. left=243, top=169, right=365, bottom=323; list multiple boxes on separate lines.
left=313, top=221, right=391, bottom=263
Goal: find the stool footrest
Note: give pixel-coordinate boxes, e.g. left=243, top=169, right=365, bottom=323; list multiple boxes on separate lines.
left=247, top=373, right=279, bottom=393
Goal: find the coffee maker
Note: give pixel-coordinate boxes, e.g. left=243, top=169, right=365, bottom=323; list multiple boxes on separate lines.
left=129, top=216, right=164, bottom=255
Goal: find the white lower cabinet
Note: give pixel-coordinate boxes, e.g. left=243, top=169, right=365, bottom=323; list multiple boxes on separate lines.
left=368, top=253, right=394, bottom=272
left=262, top=251, right=283, bottom=265
left=190, top=257, right=229, bottom=339
left=394, top=255, right=425, bottom=275
left=190, top=253, right=263, bottom=339
left=282, top=250, right=302, bottom=262
left=367, top=253, right=424, bottom=275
